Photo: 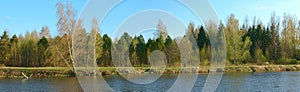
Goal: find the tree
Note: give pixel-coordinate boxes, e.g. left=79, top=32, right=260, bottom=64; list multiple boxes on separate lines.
left=73, top=20, right=89, bottom=68
left=0, top=31, right=11, bottom=65
left=38, top=36, right=50, bottom=66
left=17, top=34, right=24, bottom=66
left=155, top=35, right=165, bottom=51
left=129, top=36, right=138, bottom=66
left=87, top=17, right=104, bottom=69
left=114, top=32, right=132, bottom=66
left=295, top=20, right=300, bottom=60
left=268, top=13, right=281, bottom=63
left=146, top=38, right=155, bottom=65
left=165, top=35, right=173, bottom=66
left=146, top=38, right=155, bottom=52
left=197, top=26, right=208, bottom=50
left=136, top=35, right=147, bottom=66
left=95, top=31, right=104, bottom=67
left=225, top=14, right=249, bottom=64
left=261, top=27, right=272, bottom=60
left=241, top=37, right=252, bottom=63
left=165, top=36, right=172, bottom=48
left=281, top=13, right=297, bottom=59
left=168, top=40, right=181, bottom=66
left=247, top=24, right=271, bottom=63
left=22, top=31, right=33, bottom=67
left=48, top=36, right=66, bottom=67
left=40, top=26, right=51, bottom=39
left=101, top=34, right=112, bottom=66
left=56, top=1, right=77, bottom=71
left=10, top=34, right=19, bottom=66
left=156, top=19, right=167, bottom=39
left=255, top=49, right=267, bottom=64
left=180, top=30, right=195, bottom=67
left=31, top=30, right=39, bottom=66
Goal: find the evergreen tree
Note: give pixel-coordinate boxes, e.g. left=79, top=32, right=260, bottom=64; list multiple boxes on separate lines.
left=268, top=13, right=281, bottom=62
left=136, top=35, right=147, bottom=66
left=165, top=35, right=173, bottom=66
left=0, top=31, right=11, bottom=65
left=38, top=36, right=50, bottom=66
left=197, top=26, right=207, bottom=50
left=101, top=34, right=112, bottom=66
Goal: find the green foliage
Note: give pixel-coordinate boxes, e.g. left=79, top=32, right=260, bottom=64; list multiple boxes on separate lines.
left=278, top=57, right=297, bottom=65
left=136, top=35, right=147, bottom=66
left=197, top=26, right=208, bottom=50
left=224, top=14, right=252, bottom=65
left=155, top=35, right=165, bottom=51
left=240, top=37, right=253, bottom=63
left=38, top=36, right=50, bottom=66
left=165, top=35, right=173, bottom=66
left=9, top=34, right=19, bottom=66
left=3, top=2, right=300, bottom=67
left=255, top=49, right=267, bottom=64
left=38, top=37, right=50, bottom=49
left=99, top=34, right=112, bottom=67
left=0, top=31, right=11, bottom=65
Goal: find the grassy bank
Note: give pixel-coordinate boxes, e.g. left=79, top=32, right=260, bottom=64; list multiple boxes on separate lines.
left=1, top=65, right=300, bottom=78
left=0, top=67, right=74, bottom=78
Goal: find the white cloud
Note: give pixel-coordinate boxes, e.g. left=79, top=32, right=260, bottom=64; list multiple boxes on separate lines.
left=257, top=6, right=266, bottom=10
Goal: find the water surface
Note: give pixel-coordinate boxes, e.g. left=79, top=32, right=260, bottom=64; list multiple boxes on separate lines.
left=1, top=72, right=300, bottom=91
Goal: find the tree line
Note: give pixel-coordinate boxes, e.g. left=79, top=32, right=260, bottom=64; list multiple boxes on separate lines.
left=1, top=2, right=300, bottom=67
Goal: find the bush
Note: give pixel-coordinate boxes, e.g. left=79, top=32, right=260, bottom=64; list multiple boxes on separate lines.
left=200, top=59, right=210, bottom=66
left=255, top=49, right=267, bottom=64
left=293, top=50, right=300, bottom=60
left=291, top=60, right=299, bottom=64
left=278, top=57, right=297, bottom=64
left=0, top=64, right=6, bottom=67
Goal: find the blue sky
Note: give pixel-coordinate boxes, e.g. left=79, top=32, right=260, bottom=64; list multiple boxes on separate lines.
left=0, top=0, right=300, bottom=38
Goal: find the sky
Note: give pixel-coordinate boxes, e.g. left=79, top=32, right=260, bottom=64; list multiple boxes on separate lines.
left=0, top=0, right=300, bottom=38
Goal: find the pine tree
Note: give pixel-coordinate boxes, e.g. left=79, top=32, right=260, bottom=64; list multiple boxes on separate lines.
left=165, top=35, right=173, bottom=66
left=197, top=26, right=207, bottom=50
left=38, top=36, right=50, bottom=66
left=0, top=31, right=11, bottom=65
left=137, top=35, right=146, bottom=66
left=101, top=34, right=112, bottom=66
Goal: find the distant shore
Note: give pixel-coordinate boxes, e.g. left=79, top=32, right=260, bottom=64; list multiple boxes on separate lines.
left=1, top=65, right=300, bottom=78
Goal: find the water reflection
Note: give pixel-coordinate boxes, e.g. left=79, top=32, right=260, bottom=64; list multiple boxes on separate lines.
left=0, top=78, right=82, bottom=92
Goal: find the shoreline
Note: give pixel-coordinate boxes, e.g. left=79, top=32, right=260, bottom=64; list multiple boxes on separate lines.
left=1, top=65, right=300, bottom=78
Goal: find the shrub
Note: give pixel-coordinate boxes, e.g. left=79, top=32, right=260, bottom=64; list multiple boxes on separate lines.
left=0, top=64, right=6, bottom=67
left=255, top=49, right=267, bottom=64
left=278, top=57, right=297, bottom=64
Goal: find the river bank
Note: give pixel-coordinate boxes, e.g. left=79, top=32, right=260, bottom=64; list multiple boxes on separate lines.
left=0, top=67, right=74, bottom=78
left=1, top=65, right=300, bottom=78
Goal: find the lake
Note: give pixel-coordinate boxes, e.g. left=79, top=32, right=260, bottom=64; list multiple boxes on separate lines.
left=1, top=72, right=300, bottom=91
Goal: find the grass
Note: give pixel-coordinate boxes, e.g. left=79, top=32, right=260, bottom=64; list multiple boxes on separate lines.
left=1, top=64, right=300, bottom=72
left=0, top=67, right=69, bottom=71
left=0, top=66, right=219, bottom=70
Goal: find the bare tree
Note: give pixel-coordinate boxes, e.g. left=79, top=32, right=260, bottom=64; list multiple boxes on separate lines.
left=56, top=1, right=77, bottom=71
left=281, top=13, right=297, bottom=58
left=156, top=19, right=168, bottom=39
left=40, top=26, right=51, bottom=38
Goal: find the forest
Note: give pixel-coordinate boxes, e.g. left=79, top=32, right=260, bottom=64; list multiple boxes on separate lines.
left=1, top=2, right=300, bottom=67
